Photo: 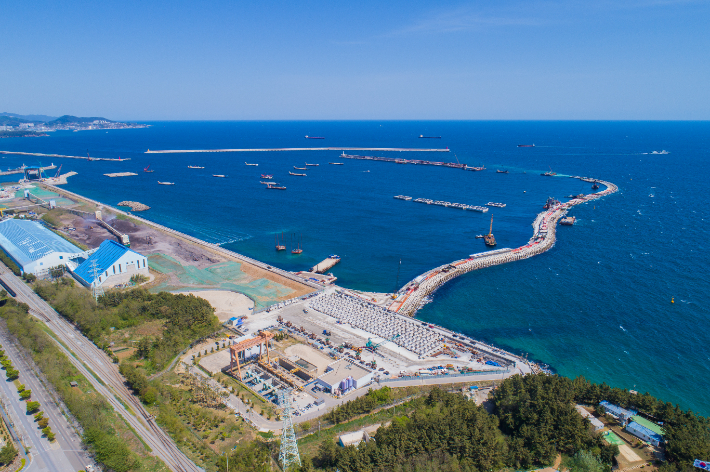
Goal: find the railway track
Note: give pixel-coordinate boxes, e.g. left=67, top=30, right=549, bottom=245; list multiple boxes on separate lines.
left=0, top=268, right=203, bottom=472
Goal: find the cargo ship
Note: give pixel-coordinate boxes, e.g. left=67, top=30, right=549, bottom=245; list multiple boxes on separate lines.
left=305, top=136, right=324, bottom=139
left=305, top=163, right=319, bottom=166
left=261, top=174, right=273, bottom=179
left=465, top=165, right=485, bottom=171
left=394, top=195, right=412, bottom=200
left=517, top=144, right=535, bottom=147
left=294, top=166, right=307, bottom=170
left=267, top=185, right=287, bottom=190
left=188, top=165, right=204, bottom=169
left=213, top=174, right=227, bottom=178
left=543, top=197, right=560, bottom=209
left=289, top=171, right=306, bottom=176
left=158, top=181, right=175, bottom=185
left=329, top=162, right=344, bottom=165
left=245, top=162, right=258, bottom=166
left=419, top=135, right=441, bottom=138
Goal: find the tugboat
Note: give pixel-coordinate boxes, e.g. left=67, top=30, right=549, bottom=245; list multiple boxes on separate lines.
left=484, top=216, right=497, bottom=247
left=592, top=181, right=600, bottom=190
left=560, top=216, right=576, bottom=226
left=543, top=197, right=560, bottom=209
left=496, top=169, right=509, bottom=174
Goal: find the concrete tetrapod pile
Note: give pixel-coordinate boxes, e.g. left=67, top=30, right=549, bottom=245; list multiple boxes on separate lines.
left=310, top=292, right=444, bottom=356
left=393, top=180, right=618, bottom=317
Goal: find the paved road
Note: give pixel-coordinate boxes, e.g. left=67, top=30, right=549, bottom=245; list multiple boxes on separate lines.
left=0, top=268, right=203, bottom=472
left=0, top=329, right=92, bottom=472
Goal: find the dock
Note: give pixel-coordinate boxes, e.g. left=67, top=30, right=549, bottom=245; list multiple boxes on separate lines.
left=0, top=164, right=56, bottom=176
left=311, top=256, right=341, bottom=274
left=389, top=179, right=619, bottom=316
left=145, top=147, right=450, bottom=154
left=0, top=151, right=129, bottom=161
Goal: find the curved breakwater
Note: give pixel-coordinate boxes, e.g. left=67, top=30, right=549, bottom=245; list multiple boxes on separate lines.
left=390, top=179, right=619, bottom=316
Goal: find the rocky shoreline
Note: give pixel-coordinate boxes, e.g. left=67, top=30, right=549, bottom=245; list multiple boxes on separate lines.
left=117, top=201, right=150, bottom=211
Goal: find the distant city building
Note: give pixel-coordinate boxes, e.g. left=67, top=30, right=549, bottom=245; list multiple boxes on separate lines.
left=0, top=219, right=83, bottom=275
left=18, top=123, right=34, bottom=129
left=599, top=400, right=638, bottom=424
left=72, top=240, right=148, bottom=287
left=625, top=415, right=664, bottom=446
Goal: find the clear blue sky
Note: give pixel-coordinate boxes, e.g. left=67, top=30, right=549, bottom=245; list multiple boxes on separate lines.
left=2, top=0, right=709, bottom=120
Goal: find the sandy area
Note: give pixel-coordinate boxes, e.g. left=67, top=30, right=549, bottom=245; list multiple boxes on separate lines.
left=618, top=445, right=643, bottom=464
left=284, top=344, right=333, bottom=374
left=180, top=290, right=254, bottom=322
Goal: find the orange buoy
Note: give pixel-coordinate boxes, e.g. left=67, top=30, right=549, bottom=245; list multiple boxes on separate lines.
left=671, top=297, right=675, bottom=304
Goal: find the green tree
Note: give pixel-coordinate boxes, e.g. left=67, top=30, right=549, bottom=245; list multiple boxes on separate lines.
left=19, top=389, right=31, bottom=399
left=565, top=450, right=604, bottom=472
left=26, top=401, right=40, bottom=413
left=0, top=442, right=17, bottom=465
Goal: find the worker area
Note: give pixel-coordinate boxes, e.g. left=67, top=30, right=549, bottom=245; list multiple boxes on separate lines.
left=195, top=285, right=529, bottom=419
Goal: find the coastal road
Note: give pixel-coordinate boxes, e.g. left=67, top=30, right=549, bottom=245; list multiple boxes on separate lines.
left=0, top=268, right=204, bottom=472
left=0, top=329, right=92, bottom=472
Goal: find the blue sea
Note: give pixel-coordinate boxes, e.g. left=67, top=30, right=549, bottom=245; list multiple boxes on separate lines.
left=2, top=121, right=708, bottom=414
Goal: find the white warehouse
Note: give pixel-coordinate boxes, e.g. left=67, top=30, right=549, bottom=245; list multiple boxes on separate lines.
left=0, top=219, right=83, bottom=275
left=73, top=239, right=149, bottom=287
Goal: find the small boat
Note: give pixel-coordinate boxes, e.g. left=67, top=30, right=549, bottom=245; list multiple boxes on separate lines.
left=592, top=181, right=600, bottom=190
left=292, top=233, right=303, bottom=254
left=266, top=185, right=287, bottom=190
left=496, top=170, right=509, bottom=174
left=158, top=181, right=175, bottom=185
left=329, top=162, right=344, bottom=165
left=276, top=233, right=286, bottom=251
left=419, top=135, right=441, bottom=138
left=560, top=216, right=576, bottom=226
left=261, top=181, right=279, bottom=185
left=289, top=171, right=306, bottom=176
left=517, top=144, right=535, bottom=147
left=305, top=136, right=325, bottom=139
left=305, top=163, right=319, bottom=166
left=294, top=166, right=307, bottom=170
left=465, top=166, right=485, bottom=171
left=261, top=174, right=273, bottom=179
left=475, top=235, right=484, bottom=239
left=143, top=164, right=154, bottom=173
left=245, top=162, right=258, bottom=166
left=188, top=165, right=204, bottom=169
left=363, top=170, right=370, bottom=173
left=213, top=174, right=227, bottom=178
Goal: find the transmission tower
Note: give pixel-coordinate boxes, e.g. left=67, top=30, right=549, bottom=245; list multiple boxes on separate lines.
left=278, top=389, right=301, bottom=470
left=90, top=260, right=104, bottom=302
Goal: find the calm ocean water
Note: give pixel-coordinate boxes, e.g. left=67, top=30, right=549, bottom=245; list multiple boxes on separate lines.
left=2, top=121, right=708, bottom=414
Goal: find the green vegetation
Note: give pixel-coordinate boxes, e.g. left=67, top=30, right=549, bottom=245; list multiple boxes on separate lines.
left=0, top=249, right=21, bottom=276
left=325, top=386, right=394, bottom=424
left=130, top=274, right=149, bottom=284
left=0, top=297, right=167, bottom=471
left=34, top=279, right=220, bottom=371
left=0, top=442, right=17, bottom=465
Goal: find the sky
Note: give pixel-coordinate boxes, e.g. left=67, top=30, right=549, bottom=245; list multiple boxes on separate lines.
left=1, top=0, right=709, bottom=120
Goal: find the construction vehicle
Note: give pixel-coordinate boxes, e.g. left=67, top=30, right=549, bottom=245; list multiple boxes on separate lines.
left=53, top=164, right=62, bottom=178
left=365, top=334, right=400, bottom=351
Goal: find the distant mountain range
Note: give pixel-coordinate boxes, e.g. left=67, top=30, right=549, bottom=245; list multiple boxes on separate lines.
left=0, top=112, right=114, bottom=126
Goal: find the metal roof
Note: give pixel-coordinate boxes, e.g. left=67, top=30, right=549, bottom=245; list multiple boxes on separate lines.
left=630, top=415, right=664, bottom=437
left=74, top=239, right=143, bottom=284
left=0, top=219, right=82, bottom=267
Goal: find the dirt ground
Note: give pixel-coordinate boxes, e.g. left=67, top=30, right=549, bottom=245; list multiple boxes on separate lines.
left=33, top=186, right=316, bottom=305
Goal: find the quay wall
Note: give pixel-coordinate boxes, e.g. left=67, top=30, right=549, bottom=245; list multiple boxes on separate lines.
left=393, top=180, right=619, bottom=317
left=145, top=147, right=450, bottom=153
left=0, top=151, right=128, bottom=161
left=40, top=184, right=322, bottom=291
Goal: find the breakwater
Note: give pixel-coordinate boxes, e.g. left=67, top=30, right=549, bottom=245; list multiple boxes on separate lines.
left=0, top=151, right=129, bottom=161
left=340, top=152, right=465, bottom=168
left=389, top=179, right=619, bottom=316
left=145, top=147, right=450, bottom=153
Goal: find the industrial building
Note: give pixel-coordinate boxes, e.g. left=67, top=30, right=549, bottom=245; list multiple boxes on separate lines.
left=72, top=240, right=148, bottom=288
left=339, top=430, right=372, bottom=448
left=599, top=401, right=638, bottom=424
left=575, top=405, right=604, bottom=431
left=626, top=415, right=664, bottom=446
left=315, top=359, right=373, bottom=394
left=0, top=219, right=83, bottom=275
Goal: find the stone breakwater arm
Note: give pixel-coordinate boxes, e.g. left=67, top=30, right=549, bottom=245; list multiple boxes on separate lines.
left=392, top=180, right=618, bottom=317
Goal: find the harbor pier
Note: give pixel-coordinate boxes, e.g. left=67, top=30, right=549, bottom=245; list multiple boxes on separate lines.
left=389, top=179, right=619, bottom=316
left=0, top=151, right=129, bottom=161
left=311, top=256, right=341, bottom=274
left=145, top=147, right=450, bottom=154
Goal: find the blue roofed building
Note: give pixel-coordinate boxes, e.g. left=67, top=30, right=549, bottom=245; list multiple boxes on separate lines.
left=599, top=400, right=638, bottom=424
left=626, top=415, right=664, bottom=447
left=0, top=219, right=83, bottom=275
left=72, top=240, right=149, bottom=288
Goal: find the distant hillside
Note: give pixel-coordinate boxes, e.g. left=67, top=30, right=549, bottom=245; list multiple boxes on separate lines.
left=0, top=112, right=59, bottom=122
left=48, top=115, right=113, bottom=125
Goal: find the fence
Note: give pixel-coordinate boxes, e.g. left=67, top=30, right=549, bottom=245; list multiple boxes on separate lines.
left=379, top=369, right=510, bottom=384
